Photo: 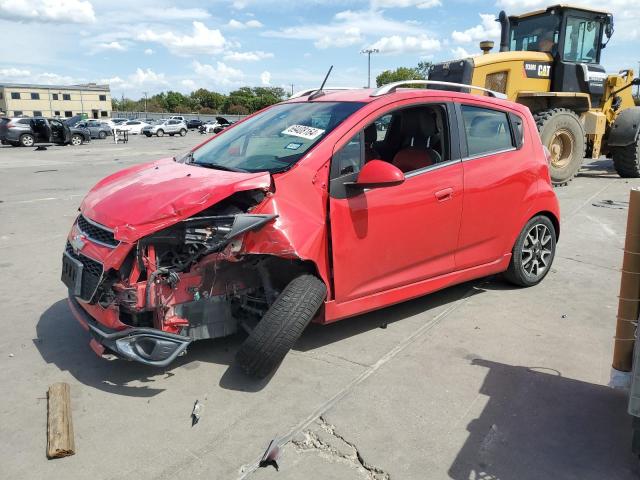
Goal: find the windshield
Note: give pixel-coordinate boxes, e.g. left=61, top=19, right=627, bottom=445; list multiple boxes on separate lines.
left=510, top=14, right=561, bottom=53
left=190, top=101, right=364, bottom=173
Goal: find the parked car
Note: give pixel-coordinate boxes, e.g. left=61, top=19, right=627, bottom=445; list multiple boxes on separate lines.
left=117, top=120, right=150, bottom=135
left=141, top=119, right=187, bottom=137
left=62, top=84, right=559, bottom=378
left=187, top=119, right=203, bottom=129
left=198, top=116, right=231, bottom=134
left=111, top=118, right=128, bottom=125
left=1, top=116, right=90, bottom=147
left=75, top=121, right=112, bottom=139
left=169, top=115, right=185, bottom=122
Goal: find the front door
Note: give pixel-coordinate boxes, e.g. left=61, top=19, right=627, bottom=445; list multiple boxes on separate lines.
left=329, top=101, right=464, bottom=303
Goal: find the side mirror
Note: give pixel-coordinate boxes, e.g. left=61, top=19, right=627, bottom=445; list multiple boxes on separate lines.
left=348, top=160, right=405, bottom=189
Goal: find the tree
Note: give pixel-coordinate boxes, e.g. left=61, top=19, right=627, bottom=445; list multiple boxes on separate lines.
left=416, top=61, right=433, bottom=79
left=190, top=88, right=225, bottom=111
left=375, top=65, right=428, bottom=87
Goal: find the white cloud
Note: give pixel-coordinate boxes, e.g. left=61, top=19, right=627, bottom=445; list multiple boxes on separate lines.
left=102, top=68, right=168, bottom=92
left=144, top=48, right=154, bottom=55
left=0, top=0, right=95, bottom=24
left=192, top=61, right=244, bottom=86
left=368, top=34, right=441, bottom=55
left=142, top=8, right=211, bottom=20
left=227, top=18, right=263, bottom=29
left=223, top=50, right=274, bottom=61
left=260, top=71, right=271, bottom=85
left=181, top=79, right=196, bottom=90
left=451, top=13, right=501, bottom=44
left=264, top=9, right=426, bottom=50
left=138, top=21, right=228, bottom=56
left=96, top=41, right=126, bottom=52
left=372, top=0, right=441, bottom=8
left=0, top=68, right=78, bottom=85
left=451, top=46, right=474, bottom=58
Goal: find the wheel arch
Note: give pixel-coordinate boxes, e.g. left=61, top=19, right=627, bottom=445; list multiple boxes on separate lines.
left=532, top=210, right=560, bottom=242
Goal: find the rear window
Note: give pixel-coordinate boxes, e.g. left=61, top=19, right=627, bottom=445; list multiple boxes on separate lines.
left=461, top=105, right=514, bottom=157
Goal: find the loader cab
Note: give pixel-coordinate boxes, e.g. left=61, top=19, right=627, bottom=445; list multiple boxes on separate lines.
left=508, top=6, right=613, bottom=107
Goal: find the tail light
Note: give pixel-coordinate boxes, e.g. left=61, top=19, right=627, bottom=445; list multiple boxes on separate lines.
left=542, top=145, right=552, bottom=165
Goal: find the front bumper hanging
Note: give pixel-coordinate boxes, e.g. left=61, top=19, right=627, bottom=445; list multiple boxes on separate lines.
left=68, top=296, right=192, bottom=367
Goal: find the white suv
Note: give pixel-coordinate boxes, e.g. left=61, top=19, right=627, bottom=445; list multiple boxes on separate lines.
left=141, top=120, right=187, bottom=137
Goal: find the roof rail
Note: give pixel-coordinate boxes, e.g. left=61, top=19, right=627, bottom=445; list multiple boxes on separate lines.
left=370, top=80, right=507, bottom=99
left=289, top=87, right=360, bottom=99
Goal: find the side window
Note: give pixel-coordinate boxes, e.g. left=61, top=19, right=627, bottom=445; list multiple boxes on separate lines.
left=461, top=105, right=514, bottom=157
left=331, top=131, right=364, bottom=179
left=563, top=17, right=600, bottom=63
left=373, top=114, right=392, bottom=141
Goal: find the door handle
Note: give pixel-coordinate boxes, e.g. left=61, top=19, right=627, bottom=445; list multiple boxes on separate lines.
left=435, top=188, right=453, bottom=202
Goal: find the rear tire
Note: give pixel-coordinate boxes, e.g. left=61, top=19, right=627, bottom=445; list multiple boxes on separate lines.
left=70, top=134, right=83, bottom=146
left=504, top=215, right=556, bottom=287
left=612, top=140, right=640, bottom=178
left=98, top=131, right=107, bottom=139
left=236, top=274, right=327, bottom=378
left=156, top=129, right=164, bottom=137
left=534, top=108, right=586, bottom=186
left=179, top=128, right=187, bottom=137
left=20, top=133, right=35, bottom=147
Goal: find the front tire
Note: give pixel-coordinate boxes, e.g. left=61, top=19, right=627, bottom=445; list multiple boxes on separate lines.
left=504, top=215, right=556, bottom=287
left=20, top=133, right=35, bottom=147
left=534, top=108, right=586, bottom=186
left=236, top=274, right=327, bottom=378
left=612, top=140, right=640, bottom=178
left=70, top=134, right=83, bottom=146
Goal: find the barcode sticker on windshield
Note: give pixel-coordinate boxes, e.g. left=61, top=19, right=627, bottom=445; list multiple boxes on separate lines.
left=281, top=124, right=325, bottom=140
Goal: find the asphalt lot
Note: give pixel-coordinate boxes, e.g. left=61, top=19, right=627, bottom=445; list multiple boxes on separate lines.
left=1, top=133, right=639, bottom=479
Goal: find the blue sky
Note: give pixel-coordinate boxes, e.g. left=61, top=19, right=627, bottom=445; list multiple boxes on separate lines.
left=0, top=0, right=638, bottom=98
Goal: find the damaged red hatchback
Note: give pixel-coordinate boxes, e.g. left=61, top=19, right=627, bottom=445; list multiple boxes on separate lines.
left=63, top=82, right=560, bottom=377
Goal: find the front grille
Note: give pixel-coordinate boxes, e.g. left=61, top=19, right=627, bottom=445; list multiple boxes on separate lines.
left=77, top=215, right=118, bottom=247
left=65, top=241, right=104, bottom=301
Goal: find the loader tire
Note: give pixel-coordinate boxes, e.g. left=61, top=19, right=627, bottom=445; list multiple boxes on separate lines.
left=612, top=140, right=640, bottom=178
left=534, top=108, right=586, bottom=186
left=235, top=274, right=326, bottom=378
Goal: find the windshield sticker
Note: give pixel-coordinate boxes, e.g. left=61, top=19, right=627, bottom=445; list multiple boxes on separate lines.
left=285, top=142, right=303, bottom=150
left=281, top=124, right=325, bottom=140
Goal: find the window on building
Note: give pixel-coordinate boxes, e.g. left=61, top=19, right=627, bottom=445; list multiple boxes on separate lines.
left=52, top=93, right=59, bottom=100
left=64, top=111, right=73, bottom=117
left=54, top=111, right=61, bottom=116
left=30, top=92, right=40, bottom=100
left=14, top=111, right=23, bottom=116
left=33, top=111, right=42, bottom=117
left=63, top=94, right=71, bottom=101
left=100, top=111, right=108, bottom=117
left=99, top=94, right=107, bottom=101
left=461, top=105, right=514, bottom=157
left=11, top=92, right=20, bottom=100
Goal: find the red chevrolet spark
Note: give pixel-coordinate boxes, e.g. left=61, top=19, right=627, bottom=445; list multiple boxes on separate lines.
left=62, top=82, right=559, bottom=377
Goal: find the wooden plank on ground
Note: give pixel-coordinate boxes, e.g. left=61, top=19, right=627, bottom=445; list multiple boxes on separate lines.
left=46, top=382, right=75, bottom=459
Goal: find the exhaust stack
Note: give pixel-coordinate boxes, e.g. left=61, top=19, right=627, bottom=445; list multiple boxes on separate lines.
left=498, top=10, right=510, bottom=52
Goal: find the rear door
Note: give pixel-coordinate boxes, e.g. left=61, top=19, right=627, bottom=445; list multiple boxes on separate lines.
left=329, top=99, right=464, bottom=303
left=455, top=101, right=534, bottom=269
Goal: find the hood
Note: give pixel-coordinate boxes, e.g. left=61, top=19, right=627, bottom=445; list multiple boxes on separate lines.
left=81, top=157, right=271, bottom=243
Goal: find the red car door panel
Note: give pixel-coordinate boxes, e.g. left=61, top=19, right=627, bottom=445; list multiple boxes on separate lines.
left=330, top=162, right=463, bottom=303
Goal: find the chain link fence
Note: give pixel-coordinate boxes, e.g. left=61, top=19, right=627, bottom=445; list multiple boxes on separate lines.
left=112, top=111, right=248, bottom=123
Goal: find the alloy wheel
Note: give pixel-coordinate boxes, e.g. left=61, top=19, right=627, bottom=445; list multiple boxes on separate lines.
left=521, top=223, right=553, bottom=279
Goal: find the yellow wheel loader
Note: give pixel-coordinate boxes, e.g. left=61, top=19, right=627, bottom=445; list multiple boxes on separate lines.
left=428, top=5, right=640, bottom=185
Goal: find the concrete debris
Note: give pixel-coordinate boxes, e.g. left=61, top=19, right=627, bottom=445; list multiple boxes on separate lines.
left=292, top=416, right=390, bottom=480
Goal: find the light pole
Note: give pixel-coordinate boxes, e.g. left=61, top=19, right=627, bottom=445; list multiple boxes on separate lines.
left=361, top=48, right=379, bottom=88
left=143, top=91, right=148, bottom=116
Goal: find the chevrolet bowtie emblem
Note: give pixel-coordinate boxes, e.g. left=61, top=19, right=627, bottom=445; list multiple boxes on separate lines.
left=70, top=234, right=86, bottom=254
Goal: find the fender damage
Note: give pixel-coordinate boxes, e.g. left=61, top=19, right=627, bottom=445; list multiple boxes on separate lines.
left=64, top=158, right=328, bottom=366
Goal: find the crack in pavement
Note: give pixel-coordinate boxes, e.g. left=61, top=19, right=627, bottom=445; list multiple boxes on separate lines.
left=291, top=415, right=390, bottom=480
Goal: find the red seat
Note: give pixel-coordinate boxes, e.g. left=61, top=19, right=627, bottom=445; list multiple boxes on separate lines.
left=392, top=147, right=434, bottom=173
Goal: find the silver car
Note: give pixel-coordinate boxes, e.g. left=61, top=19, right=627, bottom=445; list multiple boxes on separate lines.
left=75, top=121, right=112, bottom=139
left=141, top=119, right=187, bottom=137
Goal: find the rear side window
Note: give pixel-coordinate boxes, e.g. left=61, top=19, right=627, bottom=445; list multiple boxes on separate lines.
left=510, top=113, right=524, bottom=149
left=461, top=105, right=514, bottom=157
left=18, top=119, right=31, bottom=125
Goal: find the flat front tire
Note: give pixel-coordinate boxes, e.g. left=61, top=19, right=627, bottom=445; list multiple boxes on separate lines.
left=504, top=215, right=556, bottom=287
left=236, top=274, right=327, bottom=378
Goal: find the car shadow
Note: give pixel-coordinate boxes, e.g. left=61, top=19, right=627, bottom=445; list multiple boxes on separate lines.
left=448, top=358, right=639, bottom=480
left=37, top=279, right=491, bottom=396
